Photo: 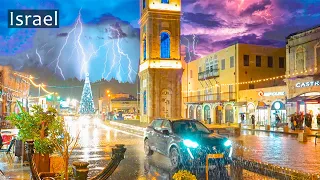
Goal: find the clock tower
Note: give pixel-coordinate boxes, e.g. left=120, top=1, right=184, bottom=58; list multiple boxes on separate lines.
left=139, top=0, right=182, bottom=123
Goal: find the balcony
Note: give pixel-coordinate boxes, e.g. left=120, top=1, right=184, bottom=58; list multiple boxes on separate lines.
left=198, top=69, right=219, bottom=80
left=183, top=92, right=236, bottom=104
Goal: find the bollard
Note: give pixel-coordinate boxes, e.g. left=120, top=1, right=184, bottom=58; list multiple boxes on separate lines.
left=252, top=124, right=255, bottom=130
left=231, top=140, right=243, bottom=180
left=298, top=133, right=307, bottom=142
left=234, top=127, right=241, bottom=137
left=304, top=127, right=311, bottom=134
left=283, top=125, right=289, bottom=133
left=73, top=161, right=89, bottom=180
left=265, top=125, right=271, bottom=131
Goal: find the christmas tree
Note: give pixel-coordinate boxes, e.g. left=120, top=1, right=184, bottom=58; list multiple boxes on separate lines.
left=79, top=73, right=95, bottom=114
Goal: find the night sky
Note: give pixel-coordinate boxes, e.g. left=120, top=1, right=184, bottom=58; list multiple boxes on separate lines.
left=0, top=0, right=319, bottom=83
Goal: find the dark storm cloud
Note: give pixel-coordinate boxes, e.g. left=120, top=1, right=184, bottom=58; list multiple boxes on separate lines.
left=211, top=34, right=285, bottom=48
left=240, top=0, right=272, bottom=16
left=57, top=33, right=68, bottom=37
left=182, top=12, right=223, bottom=27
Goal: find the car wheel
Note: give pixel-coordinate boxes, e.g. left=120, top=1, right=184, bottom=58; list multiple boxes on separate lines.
left=144, top=139, right=153, bottom=156
left=170, top=147, right=181, bottom=169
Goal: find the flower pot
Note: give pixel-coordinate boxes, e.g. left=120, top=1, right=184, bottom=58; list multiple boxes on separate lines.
left=34, top=153, right=50, bottom=173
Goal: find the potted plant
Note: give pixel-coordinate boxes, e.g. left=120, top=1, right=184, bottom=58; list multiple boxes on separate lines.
left=7, top=104, right=60, bottom=172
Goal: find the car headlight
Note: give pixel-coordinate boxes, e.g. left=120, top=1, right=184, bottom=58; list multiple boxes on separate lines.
left=183, top=139, right=199, bottom=148
left=224, top=139, right=232, bottom=147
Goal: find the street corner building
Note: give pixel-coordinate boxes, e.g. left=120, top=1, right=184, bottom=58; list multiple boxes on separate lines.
left=0, top=66, right=30, bottom=124
left=181, top=43, right=286, bottom=125
left=285, top=25, right=320, bottom=129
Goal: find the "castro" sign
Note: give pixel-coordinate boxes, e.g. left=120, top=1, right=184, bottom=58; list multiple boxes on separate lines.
left=295, top=81, right=320, bottom=88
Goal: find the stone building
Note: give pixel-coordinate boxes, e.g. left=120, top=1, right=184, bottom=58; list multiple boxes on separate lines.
left=0, top=65, right=30, bottom=117
left=139, top=0, right=183, bottom=123
left=181, top=43, right=286, bottom=124
left=285, top=25, right=320, bottom=129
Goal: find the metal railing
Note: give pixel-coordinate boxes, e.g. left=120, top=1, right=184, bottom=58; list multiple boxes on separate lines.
left=183, top=92, right=236, bottom=103
left=198, top=69, right=219, bottom=80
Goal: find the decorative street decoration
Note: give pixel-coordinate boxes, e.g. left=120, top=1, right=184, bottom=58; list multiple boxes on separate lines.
left=79, top=73, right=95, bottom=114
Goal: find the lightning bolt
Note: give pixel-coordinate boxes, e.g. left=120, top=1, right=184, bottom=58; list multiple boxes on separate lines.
left=109, top=26, right=137, bottom=83
left=192, top=34, right=200, bottom=57
left=47, top=47, right=54, bottom=54
left=106, top=40, right=117, bottom=80
left=183, top=37, right=192, bottom=63
left=102, top=45, right=110, bottom=79
left=35, top=48, right=43, bottom=65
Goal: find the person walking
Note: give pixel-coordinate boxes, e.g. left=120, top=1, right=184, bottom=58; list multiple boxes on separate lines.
left=251, top=114, right=255, bottom=129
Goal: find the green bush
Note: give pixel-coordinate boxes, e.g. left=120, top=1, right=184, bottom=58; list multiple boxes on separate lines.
left=6, top=103, right=63, bottom=154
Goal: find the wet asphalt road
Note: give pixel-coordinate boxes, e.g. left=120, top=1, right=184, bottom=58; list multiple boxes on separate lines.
left=68, top=117, right=320, bottom=180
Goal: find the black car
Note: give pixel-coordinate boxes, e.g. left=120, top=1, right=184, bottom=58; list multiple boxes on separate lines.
left=144, top=119, right=233, bottom=169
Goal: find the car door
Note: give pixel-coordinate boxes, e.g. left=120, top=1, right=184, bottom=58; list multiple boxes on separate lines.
left=158, top=120, right=172, bottom=155
left=150, top=119, right=163, bottom=152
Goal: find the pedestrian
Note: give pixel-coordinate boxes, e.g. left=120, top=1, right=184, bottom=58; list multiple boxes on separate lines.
left=0, top=131, right=3, bottom=149
left=251, top=114, right=255, bottom=125
left=275, top=114, right=281, bottom=128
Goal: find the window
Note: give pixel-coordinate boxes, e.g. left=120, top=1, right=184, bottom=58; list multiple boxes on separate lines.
left=143, top=37, right=146, bottom=60
left=256, top=56, right=261, bottom=67
left=143, top=0, right=146, bottom=9
left=279, top=57, right=285, bottom=68
left=161, top=120, right=172, bottom=133
left=249, top=84, right=254, bottom=89
left=143, top=91, right=147, bottom=114
left=160, top=32, right=170, bottom=58
left=190, top=70, right=193, bottom=78
left=221, top=59, right=225, bottom=70
left=244, top=55, right=249, bottom=66
left=268, top=56, right=273, bottom=67
left=295, top=46, right=305, bottom=71
left=161, top=0, right=169, bottom=4
left=151, top=119, right=163, bottom=131
left=230, top=56, right=234, bottom=68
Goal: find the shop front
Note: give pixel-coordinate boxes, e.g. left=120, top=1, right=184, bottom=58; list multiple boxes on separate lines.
left=287, top=77, right=320, bottom=129
left=270, top=101, right=286, bottom=126
left=256, top=101, right=268, bottom=126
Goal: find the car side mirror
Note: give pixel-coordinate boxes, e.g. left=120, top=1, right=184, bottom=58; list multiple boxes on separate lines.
left=162, top=129, right=170, bottom=135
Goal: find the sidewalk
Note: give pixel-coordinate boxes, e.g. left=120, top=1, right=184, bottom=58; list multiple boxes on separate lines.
left=106, top=120, right=320, bottom=137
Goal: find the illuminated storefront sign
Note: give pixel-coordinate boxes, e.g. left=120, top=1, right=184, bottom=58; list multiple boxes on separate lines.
left=258, top=91, right=285, bottom=97
left=296, top=81, right=320, bottom=88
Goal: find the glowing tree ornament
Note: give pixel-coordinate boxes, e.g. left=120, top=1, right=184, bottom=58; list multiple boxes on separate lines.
left=79, top=73, right=95, bottom=114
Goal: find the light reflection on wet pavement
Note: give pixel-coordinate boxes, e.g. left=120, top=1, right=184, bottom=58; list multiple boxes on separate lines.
left=1, top=118, right=320, bottom=179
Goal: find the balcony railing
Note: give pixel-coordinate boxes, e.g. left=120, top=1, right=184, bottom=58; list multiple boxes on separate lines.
left=183, top=92, right=236, bottom=103
left=198, top=69, right=219, bottom=80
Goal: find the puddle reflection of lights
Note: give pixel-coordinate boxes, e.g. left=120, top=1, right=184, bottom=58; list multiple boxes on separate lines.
left=106, top=129, right=111, bottom=142
left=93, top=128, right=100, bottom=147
left=114, top=131, right=118, bottom=139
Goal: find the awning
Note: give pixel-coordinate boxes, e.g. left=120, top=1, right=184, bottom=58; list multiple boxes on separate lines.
left=286, top=95, right=320, bottom=103
left=256, top=101, right=268, bottom=109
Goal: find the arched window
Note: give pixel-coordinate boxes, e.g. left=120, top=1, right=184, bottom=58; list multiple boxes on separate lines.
left=143, top=37, right=146, bottom=60
left=161, top=0, right=169, bottom=4
left=143, top=91, right=147, bottom=114
left=143, top=0, right=146, bottom=9
left=160, top=32, right=170, bottom=58
left=295, top=46, right=305, bottom=71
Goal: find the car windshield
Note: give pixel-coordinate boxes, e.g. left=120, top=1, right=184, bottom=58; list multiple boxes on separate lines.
left=172, top=121, right=210, bottom=134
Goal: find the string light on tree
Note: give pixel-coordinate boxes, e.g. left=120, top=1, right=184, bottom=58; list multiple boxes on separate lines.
left=79, top=73, right=95, bottom=114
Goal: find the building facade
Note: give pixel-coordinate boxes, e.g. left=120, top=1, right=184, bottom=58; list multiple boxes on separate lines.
left=285, top=25, right=320, bottom=129
left=139, top=0, right=183, bottom=123
left=182, top=43, right=286, bottom=124
left=0, top=66, right=30, bottom=117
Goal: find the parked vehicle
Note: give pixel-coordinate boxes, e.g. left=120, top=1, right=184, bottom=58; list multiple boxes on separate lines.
left=144, top=119, right=233, bottom=169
